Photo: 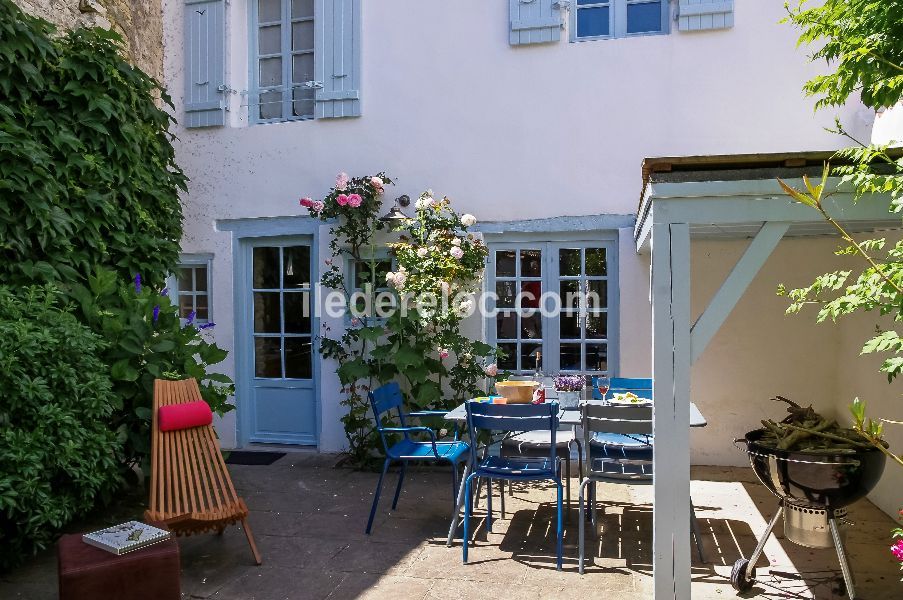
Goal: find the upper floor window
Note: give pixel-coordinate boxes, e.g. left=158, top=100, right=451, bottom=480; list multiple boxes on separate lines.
left=252, top=0, right=316, bottom=123
left=166, top=257, right=213, bottom=325
left=574, top=0, right=667, bottom=40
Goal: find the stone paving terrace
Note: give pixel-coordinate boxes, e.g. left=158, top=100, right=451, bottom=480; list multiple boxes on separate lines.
left=2, top=453, right=900, bottom=599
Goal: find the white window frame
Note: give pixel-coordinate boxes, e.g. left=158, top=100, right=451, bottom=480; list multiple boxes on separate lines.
left=485, top=236, right=619, bottom=376
left=249, top=0, right=316, bottom=124
left=570, top=0, right=671, bottom=42
left=166, top=254, right=213, bottom=325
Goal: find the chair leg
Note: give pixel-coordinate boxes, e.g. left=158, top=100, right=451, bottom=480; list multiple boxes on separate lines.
left=499, top=479, right=506, bottom=519
left=556, top=478, right=563, bottom=571
left=590, top=481, right=598, bottom=530
left=391, top=462, right=407, bottom=510
left=486, top=477, right=493, bottom=533
left=240, top=517, right=263, bottom=566
left=578, top=478, right=590, bottom=574
left=565, top=452, right=572, bottom=522
left=575, top=439, right=584, bottom=480
left=366, top=458, right=391, bottom=534
left=463, top=474, right=475, bottom=564
left=451, top=462, right=459, bottom=507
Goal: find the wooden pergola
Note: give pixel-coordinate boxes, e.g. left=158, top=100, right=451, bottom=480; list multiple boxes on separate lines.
left=634, top=152, right=900, bottom=600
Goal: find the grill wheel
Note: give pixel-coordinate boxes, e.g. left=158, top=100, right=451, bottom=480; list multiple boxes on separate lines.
left=731, top=558, right=754, bottom=592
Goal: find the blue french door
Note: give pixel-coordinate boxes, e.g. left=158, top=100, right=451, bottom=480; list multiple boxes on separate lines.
left=242, top=238, right=317, bottom=445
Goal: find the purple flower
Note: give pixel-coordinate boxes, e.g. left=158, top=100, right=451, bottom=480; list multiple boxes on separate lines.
left=134, top=273, right=142, bottom=294
left=161, top=287, right=169, bottom=297
left=198, top=322, right=216, bottom=330
left=186, top=311, right=196, bottom=326
left=152, top=305, right=160, bottom=323
left=554, top=374, right=585, bottom=392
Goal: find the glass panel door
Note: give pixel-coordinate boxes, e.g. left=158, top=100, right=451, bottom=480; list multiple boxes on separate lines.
left=493, top=247, right=546, bottom=373
left=557, top=246, right=609, bottom=374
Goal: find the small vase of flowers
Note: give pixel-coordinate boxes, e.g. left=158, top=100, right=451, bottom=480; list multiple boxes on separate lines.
left=554, top=374, right=584, bottom=408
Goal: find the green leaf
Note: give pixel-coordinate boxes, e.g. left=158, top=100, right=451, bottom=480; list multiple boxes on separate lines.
left=110, top=358, right=139, bottom=382
left=337, top=358, right=370, bottom=384
left=394, top=344, right=423, bottom=371
left=151, top=340, right=176, bottom=353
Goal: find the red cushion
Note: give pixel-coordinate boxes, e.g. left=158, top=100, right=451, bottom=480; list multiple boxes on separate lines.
left=158, top=401, right=212, bottom=431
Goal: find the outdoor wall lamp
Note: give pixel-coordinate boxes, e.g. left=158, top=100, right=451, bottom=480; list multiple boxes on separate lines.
left=379, top=195, right=411, bottom=226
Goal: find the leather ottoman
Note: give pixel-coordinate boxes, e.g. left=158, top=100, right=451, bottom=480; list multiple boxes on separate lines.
left=57, top=524, right=180, bottom=600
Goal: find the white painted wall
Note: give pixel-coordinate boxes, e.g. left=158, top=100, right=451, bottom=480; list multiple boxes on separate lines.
left=162, top=0, right=873, bottom=452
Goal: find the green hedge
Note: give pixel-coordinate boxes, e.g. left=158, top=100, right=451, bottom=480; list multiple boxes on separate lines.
left=0, top=0, right=186, bottom=288
left=0, top=287, right=120, bottom=570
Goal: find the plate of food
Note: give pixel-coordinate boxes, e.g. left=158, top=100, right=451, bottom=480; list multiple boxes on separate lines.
left=607, top=392, right=652, bottom=406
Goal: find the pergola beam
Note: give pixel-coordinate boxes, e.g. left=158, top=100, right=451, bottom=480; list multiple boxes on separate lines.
left=690, top=221, right=789, bottom=363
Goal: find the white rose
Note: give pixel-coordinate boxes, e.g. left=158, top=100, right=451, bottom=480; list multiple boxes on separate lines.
left=461, top=214, right=477, bottom=227
left=416, top=196, right=435, bottom=210
left=451, top=238, right=462, bottom=246
left=385, top=271, right=396, bottom=285
left=416, top=247, right=428, bottom=257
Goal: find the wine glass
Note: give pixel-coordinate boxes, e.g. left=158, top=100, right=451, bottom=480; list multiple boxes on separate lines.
left=596, top=376, right=610, bottom=401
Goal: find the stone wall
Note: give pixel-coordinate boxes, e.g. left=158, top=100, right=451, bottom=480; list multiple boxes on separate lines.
left=13, top=0, right=163, bottom=82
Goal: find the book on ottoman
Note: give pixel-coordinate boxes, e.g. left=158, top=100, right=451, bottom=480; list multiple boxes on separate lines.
left=82, top=521, right=171, bottom=555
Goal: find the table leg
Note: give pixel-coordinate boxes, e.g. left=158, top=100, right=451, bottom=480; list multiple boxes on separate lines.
left=446, top=461, right=472, bottom=547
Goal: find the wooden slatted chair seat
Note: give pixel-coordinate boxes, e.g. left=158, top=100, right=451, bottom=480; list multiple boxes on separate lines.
left=145, top=378, right=261, bottom=565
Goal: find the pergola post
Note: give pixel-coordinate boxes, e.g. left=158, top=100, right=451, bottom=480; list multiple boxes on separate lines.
left=651, top=222, right=692, bottom=600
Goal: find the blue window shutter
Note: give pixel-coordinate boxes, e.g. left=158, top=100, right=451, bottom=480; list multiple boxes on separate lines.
left=184, top=0, right=226, bottom=128
left=678, top=0, right=734, bottom=31
left=315, top=0, right=361, bottom=119
left=509, top=0, right=563, bottom=46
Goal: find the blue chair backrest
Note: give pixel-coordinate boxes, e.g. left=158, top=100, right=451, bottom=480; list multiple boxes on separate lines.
left=368, top=382, right=407, bottom=452
left=465, top=401, right=559, bottom=467
left=607, top=377, right=652, bottom=401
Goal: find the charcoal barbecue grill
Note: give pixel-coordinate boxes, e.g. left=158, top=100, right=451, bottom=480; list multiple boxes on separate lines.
left=732, top=429, right=886, bottom=600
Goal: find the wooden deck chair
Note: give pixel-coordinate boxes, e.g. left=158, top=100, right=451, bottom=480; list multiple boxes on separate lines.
left=144, top=378, right=262, bottom=565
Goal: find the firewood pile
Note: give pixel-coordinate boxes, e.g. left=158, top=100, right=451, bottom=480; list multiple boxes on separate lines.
left=758, top=396, right=871, bottom=452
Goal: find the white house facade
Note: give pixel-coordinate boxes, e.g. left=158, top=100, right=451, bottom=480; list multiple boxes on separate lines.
left=161, top=0, right=896, bottom=517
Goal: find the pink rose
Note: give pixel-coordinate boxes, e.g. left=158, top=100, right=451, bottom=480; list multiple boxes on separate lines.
left=311, top=200, right=324, bottom=212
left=336, top=194, right=349, bottom=206
left=893, top=539, right=903, bottom=562
left=299, top=197, right=314, bottom=207
left=438, top=348, right=450, bottom=360
left=484, top=364, right=498, bottom=377
left=450, top=246, right=464, bottom=260
left=347, top=193, right=363, bottom=207
left=370, top=176, right=384, bottom=193
left=336, top=172, right=349, bottom=191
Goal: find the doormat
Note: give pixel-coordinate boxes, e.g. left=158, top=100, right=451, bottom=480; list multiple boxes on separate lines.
left=224, top=451, right=286, bottom=466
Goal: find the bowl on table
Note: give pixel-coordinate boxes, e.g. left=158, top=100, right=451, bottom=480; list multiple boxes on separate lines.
left=493, top=380, right=540, bottom=404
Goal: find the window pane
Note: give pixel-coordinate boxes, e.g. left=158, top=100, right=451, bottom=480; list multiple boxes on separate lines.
left=586, top=248, right=607, bottom=276
left=496, top=312, right=517, bottom=340
left=627, top=1, right=662, bottom=34
left=260, top=90, right=283, bottom=120
left=259, top=25, right=281, bottom=55
left=496, top=281, right=516, bottom=308
left=577, top=6, right=610, bottom=37
left=587, top=344, right=608, bottom=372
left=560, top=280, right=581, bottom=309
left=283, top=292, right=310, bottom=333
left=292, top=87, right=315, bottom=118
left=496, top=250, right=516, bottom=276
left=291, top=0, right=313, bottom=18
left=283, top=246, right=310, bottom=288
left=253, top=247, right=280, bottom=288
left=253, top=292, right=281, bottom=333
left=292, top=21, right=314, bottom=51
left=560, top=313, right=580, bottom=340
left=521, top=313, right=542, bottom=340
left=498, top=343, right=517, bottom=371
left=285, top=337, right=312, bottom=379
left=577, top=0, right=603, bottom=4
left=179, top=294, right=194, bottom=318
left=519, top=281, right=541, bottom=309
left=291, top=53, right=315, bottom=84
left=259, top=57, right=282, bottom=87
left=178, top=267, right=193, bottom=291
left=193, top=266, right=207, bottom=292
left=258, top=0, right=281, bottom=22
left=560, top=344, right=582, bottom=371
left=587, top=280, right=607, bottom=309
left=354, top=260, right=391, bottom=289
left=559, top=249, right=581, bottom=276
left=255, top=337, right=282, bottom=378
left=195, top=295, right=209, bottom=321
left=587, top=313, right=607, bottom=339
left=520, top=250, right=542, bottom=277
left=521, top=343, right=542, bottom=372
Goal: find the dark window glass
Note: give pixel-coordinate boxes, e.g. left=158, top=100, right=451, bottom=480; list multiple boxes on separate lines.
left=178, top=267, right=193, bottom=290
left=195, top=295, right=209, bottom=321
left=521, top=343, right=542, bottom=372
left=498, top=343, right=518, bottom=371
left=520, top=250, right=542, bottom=277
left=194, top=266, right=208, bottom=291
left=496, top=250, right=516, bottom=277
left=587, top=313, right=607, bottom=339
left=587, top=280, right=607, bottom=309
left=284, top=337, right=312, bottom=379
left=283, top=246, right=310, bottom=288
left=587, top=344, right=608, bottom=372
left=560, top=280, right=581, bottom=309
left=559, top=249, right=581, bottom=276
left=253, top=292, right=281, bottom=333
left=179, top=294, right=193, bottom=318
left=627, top=1, right=662, bottom=34
left=496, top=281, right=516, bottom=308
left=354, top=260, right=391, bottom=289
left=560, top=344, right=582, bottom=371
left=283, top=292, right=310, bottom=333
left=253, top=247, right=280, bottom=288
left=586, top=248, right=607, bottom=276
left=497, top=312, right=517, bottom=340
left=255, top=337, right=282, bottom=378
left=560, top=313, right=580, bottom=340
left=520, top=281, right=542, bottom=309
left=521, top=313, right=542, bottom=340
left=577, top=6, right=610, bottom=37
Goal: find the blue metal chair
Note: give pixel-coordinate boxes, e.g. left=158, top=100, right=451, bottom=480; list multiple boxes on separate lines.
left=463, top=401, right=564, bottom=570
left=365, top=382, right=469, bottom=535
left=592, top=376, right=653, bottom=400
